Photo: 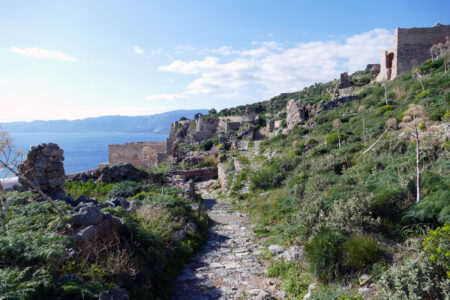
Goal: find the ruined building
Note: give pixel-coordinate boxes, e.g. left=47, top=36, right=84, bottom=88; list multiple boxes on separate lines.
left=376, top=23, right=450, bottom=81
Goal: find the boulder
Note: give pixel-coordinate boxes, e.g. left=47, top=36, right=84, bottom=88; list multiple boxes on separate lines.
left=319, top=94, right=359, bottom=111
left=111, top=197, right=130, bottom=209
left=277, top=246, right=304, bottom=262
left=99, top=289, right=130, bottom=300
left=68, top=163, right=148, bottom=184
left=268, top=245, right=285, bottom=255
left=73, top=205, right=103, bottom=226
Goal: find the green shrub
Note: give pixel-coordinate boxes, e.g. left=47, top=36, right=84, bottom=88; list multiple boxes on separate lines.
left=199, top=135, right=219, bottom=151
left=250, top=166, right=285, bottom=191
left=376, top=105, right=396, bottom=116
left=341, top=234, right=379, bottom=269
left=372, top=185, right=405, bottom=220
left=65, top=180, right=115, bottom=201
left=423, top=223, right=450, bottom=277
left=414, top=90, right=430, bottom=99
left=195, top=156, right=216, bottom=168
left=379, top=257, right=448, bottom=299
left=406, top=171, right=450, bottom=224
left=305, top=229, right=344, bottom=282
left=266, top=261, right=312, bottom=297
left=0, top=201, right=73, bottom=299
left=326, top=132, right=348, bottom=145
left=107, top=181, right=143, bottom=199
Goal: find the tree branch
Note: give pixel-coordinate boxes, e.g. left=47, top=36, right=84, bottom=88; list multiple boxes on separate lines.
left=0, top=160, right=63, bottom=214
left=361, top=129, right=390, bottom=155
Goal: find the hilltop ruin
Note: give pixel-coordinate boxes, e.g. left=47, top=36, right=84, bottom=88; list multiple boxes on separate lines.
left=376, top=23, right=450, bottom=81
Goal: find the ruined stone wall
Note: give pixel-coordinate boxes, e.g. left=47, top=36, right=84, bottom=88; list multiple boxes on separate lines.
left=396, top=25, right=450, bottom=75
left=166, top=113, right=260, bottom=156
left=108, top=142, right=166, bottom=168
left=377, top=24, right=450, bottom=81
left=18, top=143, right=66, bottom=199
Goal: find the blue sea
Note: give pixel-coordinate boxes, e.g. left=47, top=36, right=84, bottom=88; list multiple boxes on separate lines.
left=4, top=132, right=168, bottom=177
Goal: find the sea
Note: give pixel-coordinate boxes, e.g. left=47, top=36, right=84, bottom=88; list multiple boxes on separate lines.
left=2, top=132, right=168, bottom=178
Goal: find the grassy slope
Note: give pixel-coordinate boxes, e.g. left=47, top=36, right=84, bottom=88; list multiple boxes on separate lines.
left=225, top=58, right=449, bottom=298
left=0, top=182, right=208, bottom=299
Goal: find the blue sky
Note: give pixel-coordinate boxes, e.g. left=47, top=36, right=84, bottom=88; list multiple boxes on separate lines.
left=0, top=0, right=448, bottom=121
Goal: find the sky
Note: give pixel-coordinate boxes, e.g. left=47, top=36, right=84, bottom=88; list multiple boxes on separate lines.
left=0, top=0, right=449, bottom=122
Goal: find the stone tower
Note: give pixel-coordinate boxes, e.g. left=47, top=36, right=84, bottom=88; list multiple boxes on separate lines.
left=376, top=23, right=450, bottom=81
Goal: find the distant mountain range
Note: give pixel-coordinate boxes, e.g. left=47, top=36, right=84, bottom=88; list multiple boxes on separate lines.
left=0, top=109, right=208, bottom=134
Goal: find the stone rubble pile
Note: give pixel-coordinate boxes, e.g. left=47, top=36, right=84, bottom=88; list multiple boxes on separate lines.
left=68, top=162, right=148, bottom=184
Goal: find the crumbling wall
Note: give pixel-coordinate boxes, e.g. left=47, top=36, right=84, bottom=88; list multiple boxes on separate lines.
left=108, top=142, right=166, bottom=168
left=18, top=143, right=66, bottom=199
left=377, top=24, right=450, bottom=81
left=166, top=113, right=260, bottom=158
left=286, top=100, right=308, bottom=130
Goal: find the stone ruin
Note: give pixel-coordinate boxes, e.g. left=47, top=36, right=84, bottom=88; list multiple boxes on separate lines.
left=166, top=112, right=260, bottom=161
left=286, top=99, right=318, bottom=130
left=337, top=72, right=352, bottom=89
left=108, top=142, right=167, bottom=169
left=18, top=143, right=66, bottom=199
left=376, top=23, right=450, bottom=81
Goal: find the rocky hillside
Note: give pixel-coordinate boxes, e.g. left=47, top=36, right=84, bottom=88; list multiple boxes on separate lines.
left=0, top=57, right=448, bottom=299
left=163, top=57, right=449, bottom=299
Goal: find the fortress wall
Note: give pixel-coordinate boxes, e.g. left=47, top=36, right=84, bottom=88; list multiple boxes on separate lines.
left=108, top=142, right=167, bottom=168
left=396, top=25, right=450, bottom=75
left=377, top=25, right=450, bottom=82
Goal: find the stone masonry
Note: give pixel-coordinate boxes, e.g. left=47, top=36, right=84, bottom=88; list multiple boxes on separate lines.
left=376, top=23, right=450, bottom=81
left=18, top=143, right=66, bottom=199
left=108, top=142, right=167, bottom=168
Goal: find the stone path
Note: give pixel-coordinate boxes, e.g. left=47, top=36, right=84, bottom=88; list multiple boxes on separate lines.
left=171, top=184, right=280, bottom=299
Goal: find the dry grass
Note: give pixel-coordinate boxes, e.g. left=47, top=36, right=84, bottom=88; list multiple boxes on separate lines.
left=137, top=205, right=170, bottom=224
left=392, top=84, right=407, bottom=100
left=79, top=234, right=139, bottom=276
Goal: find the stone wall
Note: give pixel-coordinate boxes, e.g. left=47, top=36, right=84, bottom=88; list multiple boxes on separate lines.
left=319, top=95, right=359, bottom=111
left=377, top=24, right=450, bottom=81
left=166, top=113, right=260, bottom=158
left=18, top=143, right=66, bottom=199
left=170, top=167, right=218, bottom=182
left=108, top=142, right=166, bottom=168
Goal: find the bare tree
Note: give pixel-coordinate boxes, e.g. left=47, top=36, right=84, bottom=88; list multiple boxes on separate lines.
left=444, top=37, right=450, bottom=74
left=383, top=82, right=388, bottom=105
left=0, top=184, right=5, bottom=233
left=430, top=44, right=437, bottom=61
left=362, top=118, right=397, bottom=155
left=414, top=69, right=425, bottom=91
left=333, top=119, right=342, bottom=149
left=399, top=104, right=431, bottom=203
left=0, top=130, right=62, bottom=215
left=0, top=130, right=25, bottom=233
left=358, top=106, right=367, bottom=144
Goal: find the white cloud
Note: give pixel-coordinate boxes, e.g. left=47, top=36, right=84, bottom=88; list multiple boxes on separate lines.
left=133, top=46, right=144, bottom=55
left=0, top=79, right=6, bottom=84
left=10, top=47, right=77, bottom=61
left=146, top=93, right=188, bottom=101
left=159, top=56, right=220, bottom=75
left=158, top=28, right=393, bottom=98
